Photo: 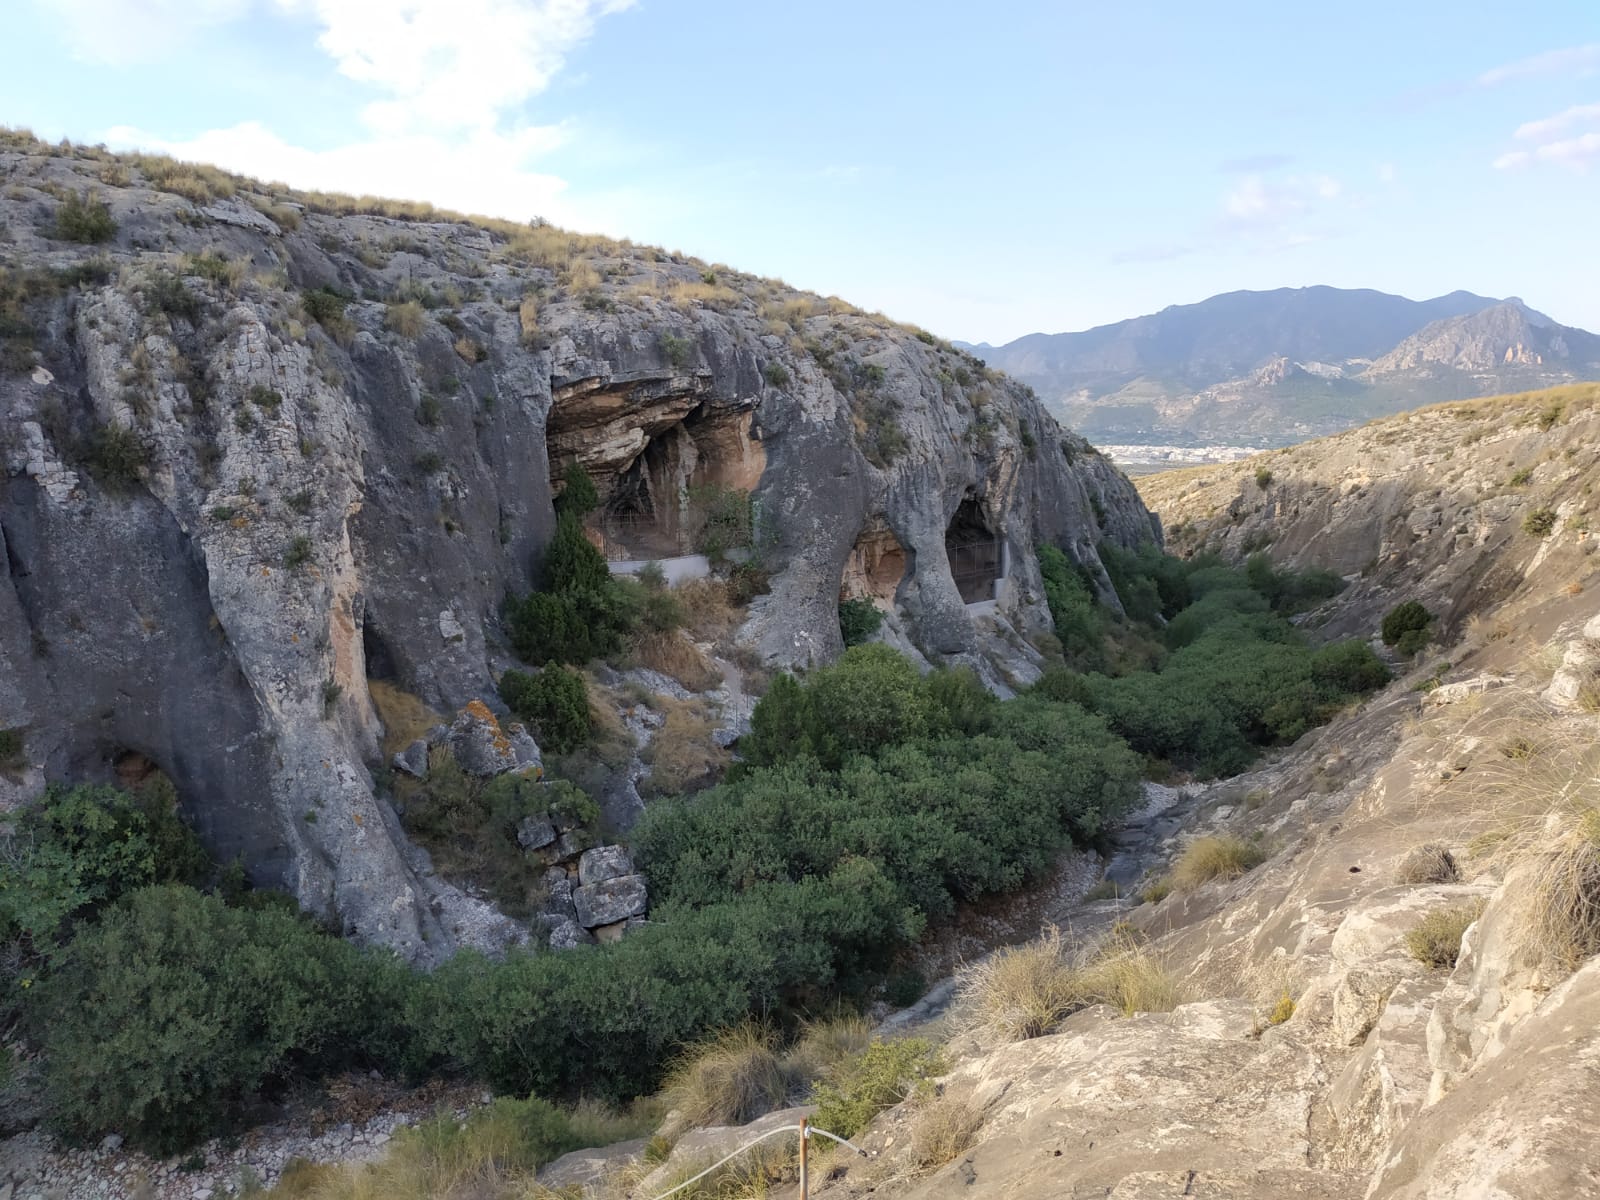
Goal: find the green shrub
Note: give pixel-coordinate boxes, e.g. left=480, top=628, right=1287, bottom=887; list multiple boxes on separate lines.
left=284, top=535, right=314, bottom=570
left=1310, top=640, right=1391, bottom=694
left=1255, top=467, right=1273, bottom=489
left=83, top=422, right=147, bottom=494
left=1036, top=545, right=1106, bottom=669
left=1523, top=508, right=1557, bottom=538
left=144, top=271, right=202, bottom=320
left=811, top=1039, right=942, bottom=1139
left=52, top=191, right=116, bottom=244
left=1381, top=601, right=1432, bottom=651
left=554, top=465, right=599, bottom=517
left=659, top=332, right=693, bottom=369
left=500, top=664, right=591, bottom=754
left=505, top=512, right=637, bottom=665
left=32, top=885, right=403, bottom=1154
left=1405, top=901, right=1484, bottom=969
left=838, top=597, right=883, bottom=647
left=1509, top=467, right=1533, bottom=487
left=302, top=287, right=349, bottom=326
left=0, top=780, right=208, bottom=946
left=763, top=361, right=789, bottom=387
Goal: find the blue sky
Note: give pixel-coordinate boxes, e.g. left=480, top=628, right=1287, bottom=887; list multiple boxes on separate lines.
left=5, top=1, right=1597, bottom=344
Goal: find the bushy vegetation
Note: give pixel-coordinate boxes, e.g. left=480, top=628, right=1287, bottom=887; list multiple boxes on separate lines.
left=1168, top=834, right=1268, bottom=891
left=1034, top=542, right=1384, bottom=776
left=838, top=596, right=884, bottom=647
left=1405, top=901, right=1484, bottom=969
left=32, top=886, right=405, bottom=1154
left=51, top=190, right=116, bottom=243
left=810, top=1038, right=942, bottom=1139
left=1381, top=600, right=1433, bottom=656
left=499, top=664, right=591, bottom=754
left=504, top=470, right=639, bottom=665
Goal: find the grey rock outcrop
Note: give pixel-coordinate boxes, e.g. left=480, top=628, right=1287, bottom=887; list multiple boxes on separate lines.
left=577, top=845, right=633, bottom=886
left=0, top=139, right=1149, bottom=958
left=572, top=873, right=648, bottom=929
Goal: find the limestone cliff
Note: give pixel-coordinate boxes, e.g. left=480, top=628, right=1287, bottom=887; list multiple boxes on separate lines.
left=0, top=137, right=1152, bottom=960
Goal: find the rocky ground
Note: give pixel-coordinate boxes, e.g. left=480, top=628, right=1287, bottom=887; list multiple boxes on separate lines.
left=0, top=1078, right=487, bottom=1200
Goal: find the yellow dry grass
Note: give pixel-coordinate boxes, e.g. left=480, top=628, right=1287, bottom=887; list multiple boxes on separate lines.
left=661, top=1022, right=788, bottom=1131
left=367, top=680, right=444, bottom=758
left=642, top=697, right=729, bottom=797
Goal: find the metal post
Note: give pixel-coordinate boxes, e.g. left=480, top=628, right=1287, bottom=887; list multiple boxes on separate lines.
left=798, top=1115, right=809, bottom=1199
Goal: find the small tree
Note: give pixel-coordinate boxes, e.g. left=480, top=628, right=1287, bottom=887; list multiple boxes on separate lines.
left=499, top=664, right=591, bottom=754
left=839, top=597, right=883, bottom=647
left=1381, top=601, right=1433, bottom=655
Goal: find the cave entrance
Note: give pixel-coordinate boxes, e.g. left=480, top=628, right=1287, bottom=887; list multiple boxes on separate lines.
left=549, top=399, right=766, bottom=566
left=843, top=521, right=909, bottom=604
left=945, top=496, right=1005, bottom=605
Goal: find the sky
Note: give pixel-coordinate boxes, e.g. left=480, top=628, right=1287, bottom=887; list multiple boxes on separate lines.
left=4, top=1, right=1598, bottom=345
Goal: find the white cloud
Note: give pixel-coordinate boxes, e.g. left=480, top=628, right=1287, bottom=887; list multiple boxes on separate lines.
left=274, top=0, right=635, bottom=134
left=1495, top=131, right=1600, bottom=171
left=90, top=0, right=637, bottom=230
left=1476, top=43, right=1600, bottom=88
left=1376, top=162, right=1397, bottom=184
left=1221, top=173, right=1341, bottom=231
left=1496, top=102, right=1600, bottom=171
left=1514, top=102, right=1600, bottom=141
left=43, top=0, right=252, bottom=65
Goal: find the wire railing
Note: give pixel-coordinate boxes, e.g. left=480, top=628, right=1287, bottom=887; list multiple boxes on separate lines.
left=642, top=1116, right=866, bottom=1200
left=948, top=538, right=1002, bottom=604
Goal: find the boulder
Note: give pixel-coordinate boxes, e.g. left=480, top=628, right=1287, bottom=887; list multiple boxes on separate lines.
left=578, top=844, right=634, bottom=886
left=516, top=814, right=557, bottom=851
left=542, top=867, right=576, bottom=918
left=544, top=915, right=595, bottom=951
left=391, top=739, right=429, bottom=780
left=447, top=702, right=542, bottom=777
left=574, top=874, right=648, bottom=928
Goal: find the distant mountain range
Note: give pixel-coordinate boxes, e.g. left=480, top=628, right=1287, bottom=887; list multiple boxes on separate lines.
left=961, top=287, right=1600, bottom=446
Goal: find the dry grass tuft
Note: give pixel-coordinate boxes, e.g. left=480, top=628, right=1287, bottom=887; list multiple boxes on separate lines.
left=779, top=1012, right=874, bottom=1090
left=1079, top=940, right=1184, bottom=1017
left=908, top=1090, right=984, bottom=1170
left=642, top=697, right=729, bottom=797
left=1517, top=808, right=1600, bottom=970
left=367, top=680, right=444, bottom=758
left=674, top=578, right=743, bottom=644
left=1395, top=842, right=1461, bottom=885
left=1267, top=992, right=1296, bottom=1025
left=1405, top=900, right=1486, bottom=969
left=632, top=628, right=722, bottom=691
left=956, top=928, right=1082, bottom=1042
left=1170, top=835, right=1268, bottom=891
left=662, top=1023, right=788, bottom=1133
left=957, top=926, right=1183, bottom=1042
left=384, top=300, right=425, bottom=338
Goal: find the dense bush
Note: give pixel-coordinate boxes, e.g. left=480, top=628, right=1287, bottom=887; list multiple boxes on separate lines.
left=1033, top=543, right=1387, bottom=775
left=838, top=597, right=884, bottom=647
left=505, top=512, right=637, bottom=664
left=811, top=1038, right=942, bottom=1139
left=52, top=191, right=116, bottom=244
left=500, top=664, right=591, bottom=754
left=1036, top=545, right=1107, bottom=669
left=640, top=694, right=1140, bottom=921
left=0, top=781, right=208, bottom=947
left=1381, top=600, right=1433, bottom=655
left=32, top=886, right=406, bottom=1154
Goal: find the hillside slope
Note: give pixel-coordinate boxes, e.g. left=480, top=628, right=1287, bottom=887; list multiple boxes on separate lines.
left=0, top=132, right=1152, bottom=960
left=969, top=289, right=1600, bottom=445
left=798, top=387, right=1600, bottom=1198
left=1138, top=383, right=1599, bottom=642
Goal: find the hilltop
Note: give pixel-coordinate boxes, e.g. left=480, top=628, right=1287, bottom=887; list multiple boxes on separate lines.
left=966, top=288, right=1600, bottom=447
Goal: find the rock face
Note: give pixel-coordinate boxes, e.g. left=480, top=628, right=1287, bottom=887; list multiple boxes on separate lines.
left=1138, top=384, right=1600, bottom=643
left=0, top=140, right=1149, bottom=959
